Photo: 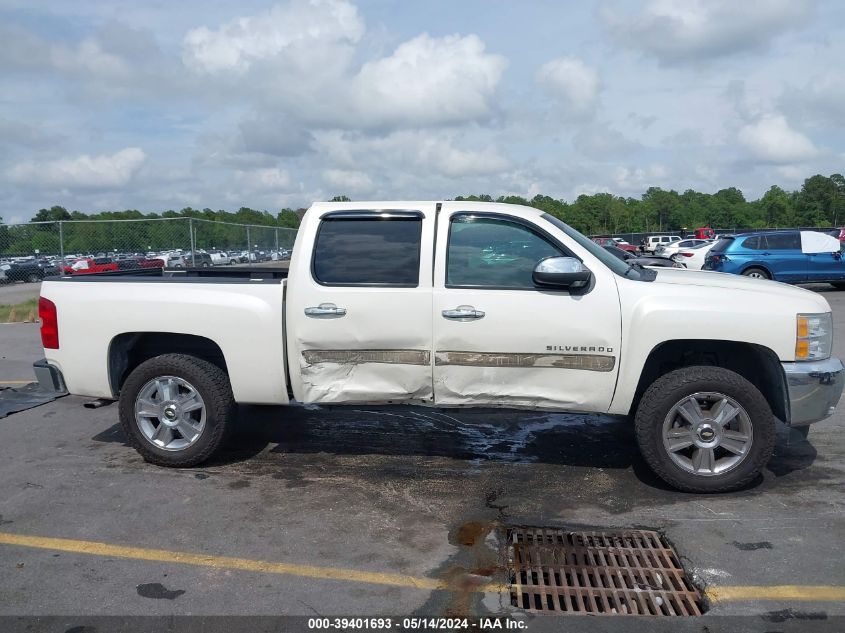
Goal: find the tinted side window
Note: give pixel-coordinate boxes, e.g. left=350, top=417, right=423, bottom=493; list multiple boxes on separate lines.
left=313, top=216, right=422, bottom=286
left=447, top=216, right=563, bottom=288
left=765, top=233, right=800, bottom=250
left=741, top=236, right=762, bottom=250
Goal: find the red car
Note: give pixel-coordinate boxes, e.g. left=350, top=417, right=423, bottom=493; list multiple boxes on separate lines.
left=692, top=227, right=716, bottom=240
left=63, top=257, right=119, bottom=275
left=592, top=236, right=638, bottom=252
left=831, top=228, right=845, bottom=242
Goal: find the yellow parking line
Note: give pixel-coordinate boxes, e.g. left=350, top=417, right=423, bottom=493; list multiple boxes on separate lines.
left=1, top=531, right=843, bottom=603
left=0, top=380, right=32, bottom=384
left=708, top=585, right=845, bottom=602
left=0, top=531, right=450, bottom=591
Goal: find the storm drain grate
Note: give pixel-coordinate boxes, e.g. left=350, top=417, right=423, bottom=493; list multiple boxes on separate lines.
left=507, top=527, right=703, bottom=616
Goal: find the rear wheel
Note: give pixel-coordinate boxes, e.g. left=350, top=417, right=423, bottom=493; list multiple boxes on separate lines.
left=118, top=354, right=235, bottom=467
left=742, top=267, right=770, bottom=280
left=27, top=273, right=40, bottom=283
left=635, top=366, right=775, bottom=493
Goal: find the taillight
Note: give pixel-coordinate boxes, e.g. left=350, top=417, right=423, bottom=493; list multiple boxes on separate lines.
left=679, top=252, right=694, bottom=257
left=39, top=297, right=59, bottom=349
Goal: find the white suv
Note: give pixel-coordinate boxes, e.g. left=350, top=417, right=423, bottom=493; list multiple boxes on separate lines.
left=642, top=235, right=682, bottom=254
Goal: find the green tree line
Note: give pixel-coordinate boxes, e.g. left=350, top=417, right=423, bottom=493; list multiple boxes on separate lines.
left=457, top=173, right=845, bottom=235
left=1, top=174, right=843, bottom=256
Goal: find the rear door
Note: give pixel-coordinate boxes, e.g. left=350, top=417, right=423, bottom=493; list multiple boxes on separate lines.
left=763, top=232, right=807, bottom=282
left=286, top=204, right=436, bottom=404
left=431, top=204, right=621, bottom=411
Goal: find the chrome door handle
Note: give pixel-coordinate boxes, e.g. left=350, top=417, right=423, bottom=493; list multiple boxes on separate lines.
left=304, top=303, right=347, bottom=318
left=442, top=306, right=485, bottom=321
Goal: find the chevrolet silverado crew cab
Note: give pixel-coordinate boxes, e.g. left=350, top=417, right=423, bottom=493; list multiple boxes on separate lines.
left=34, top=201, right=844, bottom=493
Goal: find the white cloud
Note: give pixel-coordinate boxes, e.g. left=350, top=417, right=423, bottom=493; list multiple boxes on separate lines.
left=322, top=169, right=373, bottom=194
left=182, top=0, right=364, bottom=74
left=312, top=130, right=509, bottom=179
left=235, top=167, right=291, bottom=189
left=535, top=57, right=600, bottom=114
left=602, top=0, right=814, bottom=63
left=614, top=164, right=669, bottom=191
left=738, top=114, right=818, bottom=162
left=347, top=33, right=507, bottom=127
left=8, top=148, right=146, bottom=188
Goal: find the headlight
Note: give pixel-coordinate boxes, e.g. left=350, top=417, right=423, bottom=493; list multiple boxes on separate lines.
left=796, top=313, right=832, bottom=360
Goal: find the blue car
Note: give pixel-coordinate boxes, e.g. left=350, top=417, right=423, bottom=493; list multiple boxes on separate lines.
left=703, top=230, right=845, bottom=286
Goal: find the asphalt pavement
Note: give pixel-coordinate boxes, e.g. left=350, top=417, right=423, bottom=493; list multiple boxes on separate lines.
left=0, top=287, right=843, bottom=629
left=0, top=282, right=40, bottom=305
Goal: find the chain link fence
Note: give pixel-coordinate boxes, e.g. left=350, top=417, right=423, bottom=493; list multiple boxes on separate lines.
left=0, top=217, right=298, bottom=265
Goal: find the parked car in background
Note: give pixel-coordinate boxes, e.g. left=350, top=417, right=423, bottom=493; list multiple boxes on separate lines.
left=159, top=253, right=186, bottom=268
left=691, top=227, right=716, bottom=240
left=209, top=251, right=239, bottom=266
left=641, top=235, right=682, bottom=254
left=6, top=258, right=60, bottom=282
left=592, top=236, right=637, bottom=253
left=704, top=230, right=845, bottom=285
left=829, top=228, right=845, bottom=243
left=656, top=238, right=712, bottom=257
left=672, top=241, right=717, bottom=270
left=602, top=245, right=684, bottom=268
left=0, top=263, right=9, bottom=283
left=116, top=257, right=165, bottom=271
left=185, top=252, right=214, bottom=267
left=63, top=257, right=118, bottom=275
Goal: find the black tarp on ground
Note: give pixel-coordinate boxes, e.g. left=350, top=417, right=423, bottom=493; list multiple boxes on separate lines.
left=0, top=383, right=63, bottom=418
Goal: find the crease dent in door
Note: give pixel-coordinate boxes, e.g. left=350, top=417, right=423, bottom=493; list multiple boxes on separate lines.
left=299, top=348, right=433, bottom=404
left=434, top=351, right=615, bottom=371
left=433, top=368, right=591, bottom=410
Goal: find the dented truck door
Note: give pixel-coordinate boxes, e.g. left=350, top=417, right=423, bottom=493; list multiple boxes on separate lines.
left=286, top=203, right=436, bottom=404
left=432, top=203, right=622, bottom=411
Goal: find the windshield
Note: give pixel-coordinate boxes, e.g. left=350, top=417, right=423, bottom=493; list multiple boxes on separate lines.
left=541, top=213, right=652, bottom=280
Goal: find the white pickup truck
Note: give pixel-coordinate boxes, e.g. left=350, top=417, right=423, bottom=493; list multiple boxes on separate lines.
left=33, top=201, right=844, bottom=492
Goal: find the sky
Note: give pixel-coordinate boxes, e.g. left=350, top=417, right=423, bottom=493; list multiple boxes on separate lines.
left=1, top=0, right=844, bottom=222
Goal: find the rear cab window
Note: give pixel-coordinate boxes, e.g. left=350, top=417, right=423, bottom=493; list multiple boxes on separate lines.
left=312, top=211, right=422, bottom=286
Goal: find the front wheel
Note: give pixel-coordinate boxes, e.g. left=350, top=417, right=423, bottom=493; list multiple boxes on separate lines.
left=118, top=354, right=235, bottom=467
left=635, top=366, right=775, bottom=493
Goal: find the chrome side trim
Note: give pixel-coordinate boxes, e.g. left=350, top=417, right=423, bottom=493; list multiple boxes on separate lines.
left=782, top=357, right=844, bottom=425
left=302, top=349, right=431, bottom=366
left=434, top=351, right=616, bottom=372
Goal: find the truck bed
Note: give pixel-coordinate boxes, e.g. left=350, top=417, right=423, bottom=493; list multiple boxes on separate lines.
left=38, top=270, right=289, bottom=405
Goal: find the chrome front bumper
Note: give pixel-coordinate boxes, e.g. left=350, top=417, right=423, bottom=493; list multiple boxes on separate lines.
left=782, top=357, right=845, bottom=426
left=33, top=358, right=67, bottom=395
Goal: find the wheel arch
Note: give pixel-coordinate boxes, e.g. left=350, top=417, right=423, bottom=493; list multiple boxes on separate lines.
left=108, top=332, right=228, bottom=398
left=739, top=263, right=772, bottom=278
left=628, top=339, right=788, bottom=423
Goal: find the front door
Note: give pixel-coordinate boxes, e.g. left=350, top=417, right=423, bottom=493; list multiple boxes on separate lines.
left=432, top=204, right=622, bottom=411
left=287, top=204, right=436, bottom=404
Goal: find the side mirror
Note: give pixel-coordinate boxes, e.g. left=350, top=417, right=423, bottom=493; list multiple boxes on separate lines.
left=533, top=257, right=592, bottom=289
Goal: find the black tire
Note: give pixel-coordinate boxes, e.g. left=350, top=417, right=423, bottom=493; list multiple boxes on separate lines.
left=793, top=425, right=810, bottom=440
left=742, top=267, right=770, bottom=280
left=118, top=354, right=235, bottom=467
left=27, top=273, right=40, bottom=283
left=635, top=366, right=775, bottom=493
